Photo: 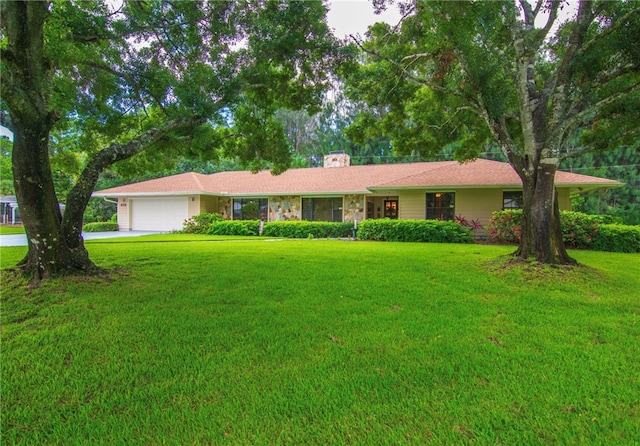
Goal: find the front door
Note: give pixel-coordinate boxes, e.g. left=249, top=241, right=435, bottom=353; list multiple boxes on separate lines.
left=384, top=200, right=398, bottom=219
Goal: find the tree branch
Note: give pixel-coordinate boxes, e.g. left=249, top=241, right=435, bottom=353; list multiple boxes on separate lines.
left=62, top=115, right=206, bottom=247
left=350, top=35, right=483, bottom=116
left=576, top=7, right=640, bottom=58
left=563, top=79, right=640, bottom=137
left=532, top=0, right=560, bottom=48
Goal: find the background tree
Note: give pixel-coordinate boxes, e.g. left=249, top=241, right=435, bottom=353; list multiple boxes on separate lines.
left=562, top=145, right=640, bottom=225
left=0, top=137, right=13, bottom=195
left=1, top=0, right=344, bottom=282
left=344, top=0, right=640, bottom=265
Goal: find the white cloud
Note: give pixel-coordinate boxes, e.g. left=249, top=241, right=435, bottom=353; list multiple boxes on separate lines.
left=327, top=0, right=402, bottom=39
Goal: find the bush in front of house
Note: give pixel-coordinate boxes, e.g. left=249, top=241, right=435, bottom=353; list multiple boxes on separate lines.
left=561, top=211, right=616, bottom=249
left=262, top=221, right=353, bottom=239
left=488, top=210, right=639, bottom=252
left=487, top=210, right=523, bottom=244
left=590, top=224, right=640, bottom=253
left=207, top=220, right=260, bottom=236
left=356, top=219, right=473, bottom=243
left=83, top=222, right=119, bottom=232
left=182, top=213, right=224, bottom=234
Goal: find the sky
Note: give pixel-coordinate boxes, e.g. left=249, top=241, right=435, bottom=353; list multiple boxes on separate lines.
left=326, top=0, right=403, bottom=39
left=0, top=1, right=399, bottom=141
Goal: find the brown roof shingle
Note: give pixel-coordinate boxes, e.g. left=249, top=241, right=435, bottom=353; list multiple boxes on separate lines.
left=93, top=159, right=620, bottom=197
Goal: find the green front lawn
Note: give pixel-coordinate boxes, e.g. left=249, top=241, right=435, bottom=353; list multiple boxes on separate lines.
left=0, top=225, right=24, bottom=235
left=2, top=239, right=639, bottom=444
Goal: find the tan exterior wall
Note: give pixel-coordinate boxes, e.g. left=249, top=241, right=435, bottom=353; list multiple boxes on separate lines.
left=114, top=187, right=577, bottom=232
left=455, top=189, right=502, bottom=229
left=557, top=188, right=571, bottom=210
left=396, top=189, right=501, bottom=228
left=398, top=190, right=427, bottom=220
left=187, top=196, right=200, bottom=219
left=394, top=189, right=505, bottom=237
left=366, top=197, right=384, bottom=219
left=199, top=195, right=218, bottom=214
left=118, top=197, right=130, bottom=231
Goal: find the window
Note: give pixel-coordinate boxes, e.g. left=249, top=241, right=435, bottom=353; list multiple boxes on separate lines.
left=503, top=191, right=523, bottom=210
left=233, top=198, right=268, bottom=220
left=426, top=192, right=455, bottom=220
left=302, top=197, right=343, bottom=222
left=384, top=200, right=398, bottom=219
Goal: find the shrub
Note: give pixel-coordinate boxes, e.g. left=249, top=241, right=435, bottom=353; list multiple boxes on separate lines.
left=487, top=210, right=522, bottom=244
left=488, top=210, right=640, bottom=252
left=207, top=220, right=260, bottom=236
left=83, top=222, right=119, bottom=232
left=356, top=219, right=473, bottom=243
left=182, top=213, right=224, bottom=234
left=590, top=224, right=640, bottom=253
left=560, top=211, right=608, bottom=249
left=262, top=221, right=353, bottom=239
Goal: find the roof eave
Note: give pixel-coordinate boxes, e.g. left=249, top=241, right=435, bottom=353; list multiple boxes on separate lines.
left=566, top=182, right=625, bottom=194
left=92, top=191, right=213, bottom=198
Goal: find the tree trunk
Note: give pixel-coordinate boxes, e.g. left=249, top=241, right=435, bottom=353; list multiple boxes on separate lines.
left=13, top=122, right=98, bottom=282
left=4, top=1, right=98, bottom=283
left=62, top=116, right=206, bottom=250
left=516, top=161, right=577, bottom=265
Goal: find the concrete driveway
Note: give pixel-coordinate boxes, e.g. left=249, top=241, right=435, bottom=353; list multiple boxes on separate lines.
left=0, top=231, right=162, bottom=247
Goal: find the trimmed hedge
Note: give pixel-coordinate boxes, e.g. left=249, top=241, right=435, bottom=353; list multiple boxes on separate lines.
left=182, top=215, right=353, bottom=238
left=262, top=221, right=353, bottom=239
left=207, top=220, right=260, bottom=236
left=83, top=222, right=119, bottom=232
left=356, top=219, right=473, bottom=243
left=590, top=224, right=640, bottom=253
left=488, top=210, right=640, bottom=252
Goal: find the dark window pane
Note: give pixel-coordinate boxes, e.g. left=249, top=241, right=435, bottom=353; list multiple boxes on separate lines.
left=302, top=197, right=343, bottom=222
left=426, top=193, right=455, bottom=220
left=503, top=191, right=523, bottom=209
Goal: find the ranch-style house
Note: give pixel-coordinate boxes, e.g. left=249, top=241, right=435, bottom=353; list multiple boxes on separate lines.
left=93, top=153, right=621, bottom=234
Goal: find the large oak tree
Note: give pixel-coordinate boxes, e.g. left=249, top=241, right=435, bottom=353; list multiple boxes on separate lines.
left=344, top=0, right=640, bottom=264
left=1, top=0, right=344, bottom=282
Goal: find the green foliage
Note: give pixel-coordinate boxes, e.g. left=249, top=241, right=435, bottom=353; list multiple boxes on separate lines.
left=83, top=197, right=116, bottom=223
left=2, top=0, right=348, bottom=265
left=488, top=210, right=639, bottom=252
left=562, top=144, right=640, bottom=225
left=590, top=224, right=640, bottom=253
left=356, top=219, right=473, bottom=243
left=82, top=222, right=118, bottom=232
left=207, top=220, right=260, bottom=236
left=0, top=137, right=13, bottom=195
left=342, top=0, right=640, bottom=265
left=182, top=213, right=224, bottom=234
left=487, top=210, right=523, bottom=244
left=241, top=201, right=260, bottom=220
left=262, top=221, right=353, bottom=239
left=561, top=211, right=617, bottom=249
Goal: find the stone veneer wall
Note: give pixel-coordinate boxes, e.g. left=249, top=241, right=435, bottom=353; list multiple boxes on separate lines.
left=218, top=197, right=232, bottom=220
left=268, top=196, right=301, bottom=221
left=343, top=194, right=365, bottom=223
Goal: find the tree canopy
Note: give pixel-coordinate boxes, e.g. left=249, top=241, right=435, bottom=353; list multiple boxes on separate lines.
left=0, top=0, right=347, bottom=281
left=343, top=0, right=640, bottom=264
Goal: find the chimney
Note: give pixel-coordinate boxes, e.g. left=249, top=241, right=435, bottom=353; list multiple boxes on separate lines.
left=323, top=151, right=350, bottom=168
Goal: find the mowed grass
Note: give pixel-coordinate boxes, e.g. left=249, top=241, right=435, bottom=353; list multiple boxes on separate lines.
left=0, top=225, right=25, bottom=235
left=1, top=238, right=639, bottom=444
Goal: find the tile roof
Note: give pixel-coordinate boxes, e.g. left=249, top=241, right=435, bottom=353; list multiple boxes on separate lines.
left=93, top=158, right=621, bottom=197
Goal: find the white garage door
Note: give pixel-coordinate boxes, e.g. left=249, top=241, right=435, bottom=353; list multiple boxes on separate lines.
left=131, top=198, right=188, bottom=231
